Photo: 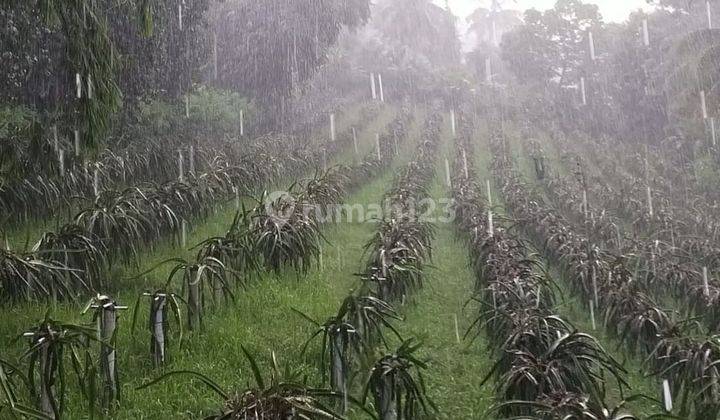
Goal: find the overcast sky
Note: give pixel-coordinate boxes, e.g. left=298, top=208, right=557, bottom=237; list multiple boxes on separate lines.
left=440, top=0, right=655, bottom=22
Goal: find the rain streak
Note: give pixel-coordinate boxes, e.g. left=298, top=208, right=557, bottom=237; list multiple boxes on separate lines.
left=2, top=0, right=720, bottom=418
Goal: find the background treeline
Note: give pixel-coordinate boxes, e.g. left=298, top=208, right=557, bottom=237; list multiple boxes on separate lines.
left=1, top=0, right=472, bottom=184
left=470, top=0, right=720, bottom=148
left=0, top=0, right=372, bottom=179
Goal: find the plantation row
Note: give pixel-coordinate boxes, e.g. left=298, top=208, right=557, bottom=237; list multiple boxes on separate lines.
left=51, top=108, right=433, bottom=419
left=496, top=123, right=720, bottom=417
left=0, top=105, right=383, bottom=303
left=296, top=111, right=443, bottom=419
left=11, top=103, right=717, bottom=419
left=445, top=111, right=643, bottom=418
left=0, top=105, right=380, bottom=227
left=539, top=129, right=720, bottom=284
left=0, top=106, right=410, bottom=418
left=120, top=108, right=421, bottom=419
left=582, top=135, right=720, bottom=241
left=524, top=138, right=720, bottom=334
left=520, top=124, right=720, bottom=392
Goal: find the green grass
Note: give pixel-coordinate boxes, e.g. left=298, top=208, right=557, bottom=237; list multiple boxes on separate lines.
left=387, top=119, right=496, bottom=419
left=0, top=106, right=414, bottom=418
left=114, top=171, right=398, bottom=419
left=395, top=219, right=496, bottom=419
left=3, top=109, right=670, bottom=419
left=0, top=158, right=399, bottom=419
left=324, top=114, right=498, bottom=419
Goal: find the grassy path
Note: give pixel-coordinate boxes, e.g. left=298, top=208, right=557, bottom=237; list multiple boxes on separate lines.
left=379, top=117, right=495, bottom=419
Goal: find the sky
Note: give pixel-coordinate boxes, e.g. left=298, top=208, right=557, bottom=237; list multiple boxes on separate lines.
left=441, top=0, right=655, bottom=22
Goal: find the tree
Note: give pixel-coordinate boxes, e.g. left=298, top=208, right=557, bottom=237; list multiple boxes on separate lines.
left=501, top=0, right=603, bottom=88
left=209, top=0, right=371, bottom=130
left=466, top=4, right=522, bottom=47
left=373, top=0, right=461, bottom=69
left=0, top=0, right=212, bottom=152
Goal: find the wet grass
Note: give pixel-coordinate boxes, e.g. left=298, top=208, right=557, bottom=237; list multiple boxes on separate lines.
left=388, top=121, right=496, bottom=419
left=112, top=166, right=400, bottom=419
left=0, top=107, right=411, bottom=418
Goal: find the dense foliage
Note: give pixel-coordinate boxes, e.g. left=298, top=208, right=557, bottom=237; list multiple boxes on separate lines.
left=495, top=0, right=720, bottom=148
